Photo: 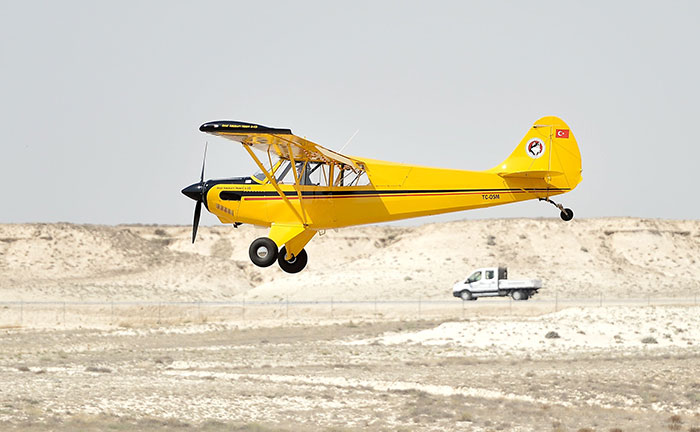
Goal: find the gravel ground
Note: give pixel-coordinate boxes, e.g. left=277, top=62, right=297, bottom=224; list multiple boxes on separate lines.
left=1, top=305, right=699, bottom=431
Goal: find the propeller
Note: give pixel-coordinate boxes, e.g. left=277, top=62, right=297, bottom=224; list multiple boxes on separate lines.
left=182, top=143, right=208, bottom=243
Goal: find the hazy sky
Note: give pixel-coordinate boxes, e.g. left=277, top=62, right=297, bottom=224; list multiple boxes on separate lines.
left=1, top=1, right=698, bottom=225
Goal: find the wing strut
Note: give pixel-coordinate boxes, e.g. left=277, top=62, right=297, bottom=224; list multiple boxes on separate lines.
left=242, top=144, right=306, bottom=226
left=286, top=144, right=308, bottom=225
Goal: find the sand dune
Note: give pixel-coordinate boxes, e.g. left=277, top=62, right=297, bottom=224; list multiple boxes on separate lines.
left=0, top=218, right=698, bottom=301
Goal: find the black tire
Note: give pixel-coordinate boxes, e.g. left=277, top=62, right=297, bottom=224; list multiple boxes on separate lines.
left=511, top=290, right=528, bottom=301
left=560, top=208, right=574, bottom=221
left=460, top=290, right=474, bottom=301
left=249, top=237, right=278, bottom=267
left=278, top=246, right=308, bottom=273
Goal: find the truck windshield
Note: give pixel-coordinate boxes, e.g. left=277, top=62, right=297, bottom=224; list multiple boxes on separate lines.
left=467, top=271, right=482, bottom=283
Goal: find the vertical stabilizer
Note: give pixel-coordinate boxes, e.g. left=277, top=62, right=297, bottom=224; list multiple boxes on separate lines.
left=491, top=116, right=582, bottom=191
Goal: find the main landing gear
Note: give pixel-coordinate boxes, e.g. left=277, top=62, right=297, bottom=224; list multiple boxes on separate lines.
left=539, top=197, right=574, bottom=221
left=248, top=237, right=308, bottom=273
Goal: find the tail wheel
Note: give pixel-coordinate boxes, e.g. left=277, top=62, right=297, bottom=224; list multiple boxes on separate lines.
left=560, top=208, right=574, bottom=221
left=278, top=246, right=308, bottom=273
left=249, top=237, right=278, bottom=267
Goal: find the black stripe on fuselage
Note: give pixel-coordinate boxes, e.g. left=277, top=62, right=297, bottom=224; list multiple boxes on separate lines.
left=217, top=187, right=569, bottom=200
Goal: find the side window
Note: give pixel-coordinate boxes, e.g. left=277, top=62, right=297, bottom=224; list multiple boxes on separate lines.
left=485, top=270, right=494, bottom=280
left=307, top=162, right=329, bottom=186
left=275, top=161, right=293, bottom=184
left=334, top=166, right=370, bottom=187
left=276, top=161, right=330, bottom=186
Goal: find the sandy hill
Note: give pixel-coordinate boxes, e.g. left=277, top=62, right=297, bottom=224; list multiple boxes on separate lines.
left=0, top=218, right=698, bottom=301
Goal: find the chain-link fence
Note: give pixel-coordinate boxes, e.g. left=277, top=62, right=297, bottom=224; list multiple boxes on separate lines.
left=1, top=294, right=698, bottom=329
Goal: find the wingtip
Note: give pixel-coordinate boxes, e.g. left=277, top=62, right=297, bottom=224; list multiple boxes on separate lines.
left=199, top=120, right=292, bottom=134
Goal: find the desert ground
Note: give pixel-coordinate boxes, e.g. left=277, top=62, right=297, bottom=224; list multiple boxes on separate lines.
left=0, top=218, right=699, bottom=431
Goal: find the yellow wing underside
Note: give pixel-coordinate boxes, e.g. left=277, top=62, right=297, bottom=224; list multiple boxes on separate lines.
left=199, top=121, right=362, bottom=170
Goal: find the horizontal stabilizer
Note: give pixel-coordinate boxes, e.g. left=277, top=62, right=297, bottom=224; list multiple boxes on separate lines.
left=498, top=170, right=564, bottom=179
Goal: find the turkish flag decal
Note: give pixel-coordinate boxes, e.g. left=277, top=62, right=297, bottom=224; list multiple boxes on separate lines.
left=555, top=129, right=570, bottom=139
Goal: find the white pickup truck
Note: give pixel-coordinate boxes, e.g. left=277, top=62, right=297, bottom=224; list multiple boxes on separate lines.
left=452, top=267, right=541, bottom=301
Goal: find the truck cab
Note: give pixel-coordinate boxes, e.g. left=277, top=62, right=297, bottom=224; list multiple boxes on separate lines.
left=453, top=266, right=541, bottom=301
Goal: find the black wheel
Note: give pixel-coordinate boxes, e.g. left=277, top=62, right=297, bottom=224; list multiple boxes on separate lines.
left=249, top=237, right=278, bottom=267
left=511, top=290, right=528, bottom=301
left=277, top=246, right=308, bottom=273
left=560, top=208, right=574, bottom=221
left=460, top=290, right=474, bottom=301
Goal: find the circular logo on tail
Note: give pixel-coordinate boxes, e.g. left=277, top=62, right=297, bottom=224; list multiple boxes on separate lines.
left=526, top=138, right=545, bottom=159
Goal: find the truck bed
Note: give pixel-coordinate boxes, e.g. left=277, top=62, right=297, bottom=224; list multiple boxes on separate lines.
left=499, top=279, right=542, bottom=289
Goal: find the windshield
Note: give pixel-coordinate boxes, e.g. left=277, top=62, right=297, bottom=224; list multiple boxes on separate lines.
left=467, top=271, right=482, bottom=283
left=251, top=157, right=286, bottom=184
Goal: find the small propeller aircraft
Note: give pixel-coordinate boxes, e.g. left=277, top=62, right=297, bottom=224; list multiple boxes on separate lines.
left=182, top=116, right=582, bottom=273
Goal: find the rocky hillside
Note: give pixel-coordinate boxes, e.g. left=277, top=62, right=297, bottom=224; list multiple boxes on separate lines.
left=0, top=218, right=698, bottom=301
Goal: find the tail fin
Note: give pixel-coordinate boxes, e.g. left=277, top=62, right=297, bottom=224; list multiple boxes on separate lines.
left=490, top=116, right=582, bottom=191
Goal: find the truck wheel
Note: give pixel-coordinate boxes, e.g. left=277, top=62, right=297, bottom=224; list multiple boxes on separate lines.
left=460, top=290, right=474, bottom=301
left=511, top=290, right=528, bottom=301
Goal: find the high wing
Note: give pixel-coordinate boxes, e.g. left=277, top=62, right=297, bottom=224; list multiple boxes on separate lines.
left=199, top=120, right=363, bottom=171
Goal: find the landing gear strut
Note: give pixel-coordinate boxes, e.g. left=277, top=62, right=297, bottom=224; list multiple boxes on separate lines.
left=539, top=197, right=574, bottom=221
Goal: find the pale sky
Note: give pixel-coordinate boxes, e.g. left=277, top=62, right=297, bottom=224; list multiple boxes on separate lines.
left=1, top=1, right=698, bottom=225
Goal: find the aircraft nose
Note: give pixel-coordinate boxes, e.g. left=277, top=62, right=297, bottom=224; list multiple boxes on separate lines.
left=181, top=182, right=204, bottom=201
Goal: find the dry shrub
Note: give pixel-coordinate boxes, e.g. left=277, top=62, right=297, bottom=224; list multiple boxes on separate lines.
left=668, top=414, right=682, bottom=424
left=545, top=331, right=561, bottom=339
left=641, top=336, right=658, bottom=344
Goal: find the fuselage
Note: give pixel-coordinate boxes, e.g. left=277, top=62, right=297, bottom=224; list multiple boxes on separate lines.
left=201, top=158, right=570, bottom=230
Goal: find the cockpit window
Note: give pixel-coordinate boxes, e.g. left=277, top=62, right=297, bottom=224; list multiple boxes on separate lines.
left=252, top=171, right=267, bottom=182
left=334, top=166, right=370, bottom=186
left=275, top=161, right=293, bottom=183
left=251, top=159, right=370, bottom=187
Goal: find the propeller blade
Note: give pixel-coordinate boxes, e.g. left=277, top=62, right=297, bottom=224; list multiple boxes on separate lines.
left=192, top=200, right=202, bottom=243
left=200, top=142, right=208, bottom=183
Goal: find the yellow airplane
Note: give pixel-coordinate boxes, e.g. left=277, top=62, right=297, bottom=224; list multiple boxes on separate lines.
left=182, top=116, right=582, bottom=273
